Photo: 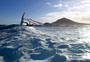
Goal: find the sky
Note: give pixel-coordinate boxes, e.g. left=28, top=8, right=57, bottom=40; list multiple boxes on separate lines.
left=0, top=0, right=90, bottom=24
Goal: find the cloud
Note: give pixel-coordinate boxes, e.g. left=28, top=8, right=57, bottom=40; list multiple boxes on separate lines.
left=38, top=0, right=90, bottom=23
left=65, top=4, right=69, bottom=7
left=46, top=0, right=69, bottom=8
left=52, top=0, right=90, bottom=12
left=53, top=3, right=69, bottom=8
left=81, top=0, right=90, bottom=3
left=46, top=2, right=51, bottom=5
left=39, top=11, right=90, bottom=23
left=68, top=0, right=90, bottom=11
left=53, top=4, right=63, bottom=7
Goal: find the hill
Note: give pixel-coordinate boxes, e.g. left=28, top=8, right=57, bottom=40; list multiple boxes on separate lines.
left=44, top=18, right=85, bottom=26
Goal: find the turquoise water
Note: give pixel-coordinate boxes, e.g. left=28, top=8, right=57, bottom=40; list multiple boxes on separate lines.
left=0, top=25, right=90, bottom=62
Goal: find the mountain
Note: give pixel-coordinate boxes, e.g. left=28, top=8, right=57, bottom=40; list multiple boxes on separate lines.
left=44, top=18, right=84, bottom=26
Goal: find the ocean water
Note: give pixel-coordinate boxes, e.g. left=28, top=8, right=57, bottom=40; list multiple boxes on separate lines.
left=0, top=25, right=90, bottom=62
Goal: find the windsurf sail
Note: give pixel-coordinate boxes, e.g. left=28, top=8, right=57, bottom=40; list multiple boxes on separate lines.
left=20, top=12, right=43, bottom=26
left=21, top=12, right=25, bottom=26
left=24, top=18, right=43, bottom=25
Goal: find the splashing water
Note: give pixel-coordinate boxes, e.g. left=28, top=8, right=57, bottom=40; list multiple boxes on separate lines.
left=0, top=25, right=90, bottom=62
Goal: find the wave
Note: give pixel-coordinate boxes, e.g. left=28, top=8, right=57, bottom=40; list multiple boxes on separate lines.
left=0, top=25, right=90, bottom=62
left=0, top=24, right=20, bottom=30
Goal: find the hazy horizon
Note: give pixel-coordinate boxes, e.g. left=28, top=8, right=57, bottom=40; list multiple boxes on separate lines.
left=0, top=0, right=90, bottom=24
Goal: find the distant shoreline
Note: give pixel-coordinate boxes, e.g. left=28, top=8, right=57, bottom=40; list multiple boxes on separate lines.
left=44, top=18, right=90, bottom=26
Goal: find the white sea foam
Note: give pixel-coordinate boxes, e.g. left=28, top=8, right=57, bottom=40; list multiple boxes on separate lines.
left=1, top=25, right=90, bottom=62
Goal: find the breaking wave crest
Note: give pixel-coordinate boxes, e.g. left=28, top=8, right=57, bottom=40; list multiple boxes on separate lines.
left=0, top=25, right=90, bottom=62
